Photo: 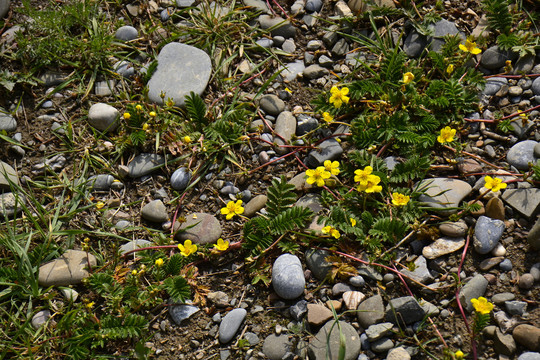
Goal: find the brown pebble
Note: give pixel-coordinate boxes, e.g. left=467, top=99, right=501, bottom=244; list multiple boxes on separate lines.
left=484, top=274, right=497, bottom=284
left=485, top=197, right=505, bottom=221
left=518, top=273, right=535, bottom=289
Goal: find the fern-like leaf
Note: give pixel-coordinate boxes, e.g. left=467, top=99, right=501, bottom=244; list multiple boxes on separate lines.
left=389, top=155, right=431, bottom=183
left=100, top=314, right=148, bottom=339
left=368, top=217, right=409, bottom=244
left=184, top=91, right=207, bottom=125
left=165, top=254, right=184, bottom=276
left=266, top=176, right=297, bottom=218
left=243, top=217, right=273, bottom=254
left=164, top=275, right=191, bottom=302
left=268, top=206, right=313, bottom=235
left=483, top=0, right=513, bottom=34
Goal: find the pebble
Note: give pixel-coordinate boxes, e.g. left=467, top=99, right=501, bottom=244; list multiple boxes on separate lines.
left=305, top=249, right=332, bottom=280
left=308, top=320, right=361, bottom=360
left=272, top=253, right=305, bottom=299
left=119, top=239, right=152, bottom=255
left=474, top=216, right=505, bottom=254
left=282, top=39, right=296, bottom=53
left=485, top=197, right=505, bottom=220
left=128, top=153, right=165, bottom=178
left=258, top=15, right=296, bottom=38
left=170, top=167, right=191, bottom=191
left=32, top=310, right=51, bottom=329
left=262, top=335, right=292, bottom=360
left=0, top=0, right=9, bottom=18
left=505, top=300, right=527, bottom=316
left=219, top=308, right=247, bottom=343
left=422, top=237, right=465, bottom=259
left=0, top=161, right=19, bottom=190
left=507, top=140, right=538, bottom=170
left=305, top=138, right=343, bottom=167
left=302, top=64, right=329, bottom=79
left=87, top=174, right=114, bottom=191
left=87, top=103, right=119, bottom=132
left=459, top=274, right=488, bottom=313
left=147, top=43, right=212, bottom=106
left=439, top=220, right=468, bottom=237
left=371, top=337, right=394, bottom=353
left=357, top=294, right=385, bottom=328
left=38, top=250, right=97, bottom=286
left=494, top=328, right=517, bottom=356
left=349, top=275, right=365, bottom=287
left=387, top=347, right=411, bottom=360
left=417, top=178, right=472, bottom=214
left=481, top=46, right=517, bottom=70
left=307, top=303, right=333, bottom=326
left=519, top=353, right=540, bottom=360
left=513, top=324, right=540, bottom=351
left=243, top=195, right=267, bottom=217
left=141, top=200, right=168, bottom=223
left=279, top=61, right=305, bottom=81
left=174, top=213, right=222, bottom=244
left=289, top=300, right=308, bottom=321
left=274, top=111, right=296, bottom=155
left=365, top=322, right=393, bottom=341
left=499, top=258, right=512, bottom=271
left=296, top=114, right=318, bottom=135
left=531, top=263, right=540, bottom=281
left=259, top=94, right=285, bottom=116
left=502, top=188, right=540, bottom=219
left=492, top=292, right=515, bottom=304
left=385, top=296, right=425, bottom=325
left=519, top=273, right=535, bottom=289
left=115, top=25, right=138, bottom=41
left=169, top=304, right=200, bottom=325
left=342, top=291, right=365, bottom=310
left=483, top=77, right=509, bottom=96
left=332, top=283, right=354, bottom=296
left=305, top=0, right=322, bottom=12
left=401, top=255, right=433, bottom=284
left=207, top=291, right=230, bottom=308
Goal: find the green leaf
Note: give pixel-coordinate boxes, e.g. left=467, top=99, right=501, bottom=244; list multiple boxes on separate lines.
left=184, top=91, right=207, bottom=125
left=164, top=275, right=191, bottom=302
left=266, top=176, right=297, bottom=218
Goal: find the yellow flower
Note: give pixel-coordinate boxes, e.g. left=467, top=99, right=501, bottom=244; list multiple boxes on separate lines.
left=213, top=238, right=230, bottom=251
left=329, top=86, right=350, bottom=108
left=86, top=302, right=95, bottom=309
left=220, top=200, right=244, bottom=220
left=183, top=135, right=192, bottom=144
left=96, top=201, right=105, bottom=209
left=324, top=160, right=340, bottom=176
left=357, top=174, right=382, bottom=193
left=166, top=99, right=175, bottom=107
left=471, top=297, right=494, bottom=315
left=142, top=123, right=149, bottom=131
left=354, top=166, right=373, bottom=186
left=322, top=112, right=334, bottom=123
left=285, top=87, right=292, bottom=93
left=178, top=239, right=197, bottom=257
left=504, top=60, right=513, bottom=73
left=350, top=218, right=356, bottom=227
left=484, top=176, right=507, bottom=192
left=123, top=112, right=131, bottom=120
left=391, top=192, right=410, bottom=206
left=132, top=269, right=138, bottom=276
left=322, top=225, right=340, bottom=239
left=149, top=111, right=157, bottom=117
left=459, top=38, right=482, bottom=55
left=437, top=126, right=456, bottom=144
left=305, top=166, right=331, bottom=187
left=402, top=72, right=414, bottom=84
left=455, top=350, right=464, bottom=360
left=135, top=105, right=143, bottom=111
left=446, top=64, right=454, bottom=74
left=155, top=258, right=164, bottom=267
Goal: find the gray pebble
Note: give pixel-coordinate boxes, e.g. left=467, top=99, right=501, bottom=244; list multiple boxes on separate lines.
left=115, top=25, right=138, bottom=41
left=219, top=308, right=247, bottom=343
left=499, top=258, right=512, bottom=271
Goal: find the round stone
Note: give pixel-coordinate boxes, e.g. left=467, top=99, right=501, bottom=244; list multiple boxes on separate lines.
left=170, top=167, right=191, bottom=191
left=519, top=273, right=535, bottom=289
left=272, top=253, right=305, bottom=300
left=141, top=200, right=168, bottom=223
left=219, top=308, right=247, bottom=343
left=147, top=43, right=212, bottom=106
left=507, top=140, right=538, bottom=170
left=499, top=259, right=513, bottom=271
left=87, top=103, right=119, bottom=132
left=0, top=110, right=17, bottom=132
left=174, top=212, right=222, bottom=244
left=474, top=216, right=505, bottom=254
left=115, top=25, right=138, bottom=41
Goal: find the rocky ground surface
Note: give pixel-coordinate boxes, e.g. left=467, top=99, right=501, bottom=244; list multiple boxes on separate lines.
left=2, top=0, right=540, bottom=359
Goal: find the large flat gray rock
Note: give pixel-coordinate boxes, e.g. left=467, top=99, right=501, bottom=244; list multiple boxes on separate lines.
left=502, top=188, right=540, bottom=219
left=148, top=43, right=212, bottom=106
left=417, top=178, right=472, bottom=214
